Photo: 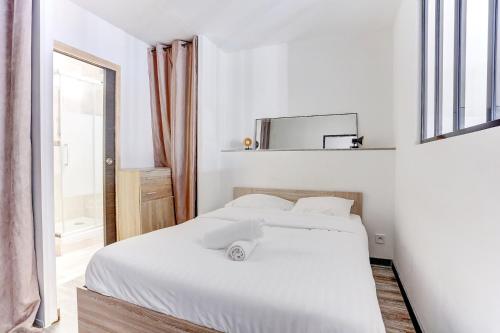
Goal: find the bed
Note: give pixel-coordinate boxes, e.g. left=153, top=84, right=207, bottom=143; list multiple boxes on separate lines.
left=78, top=187, right=385, bottom=333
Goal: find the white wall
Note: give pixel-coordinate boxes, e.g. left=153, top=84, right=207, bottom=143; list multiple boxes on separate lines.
left=52, top=0, right=154, bottom=168
left=218, top=43, right=289, bottom=149
left=219, top=150, right=396, bottom=259
left=33, top=0, right=58, bottom=325
left=219, top=32, right=395, bottom=150
left=197, top=36, right=224, bottom=214
left=393, top=1, right=500, bottom=331
left=288, top=34, right=394, bottom=148
left=198, top=32, right=396, bottom=259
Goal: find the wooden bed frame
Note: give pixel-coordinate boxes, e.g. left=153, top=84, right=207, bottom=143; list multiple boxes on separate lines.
left=77, top=187, right=363, bottom=332
left=233, top=187, right=363, bottom=218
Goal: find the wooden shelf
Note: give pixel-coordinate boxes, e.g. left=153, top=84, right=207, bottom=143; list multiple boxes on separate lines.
left=221, top=148, right=396, bottom=152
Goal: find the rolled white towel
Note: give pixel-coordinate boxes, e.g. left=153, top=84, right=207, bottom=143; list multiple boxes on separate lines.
left=226, top=240, right=258, bottom=261
left=202, top=220, right=263, bottom=249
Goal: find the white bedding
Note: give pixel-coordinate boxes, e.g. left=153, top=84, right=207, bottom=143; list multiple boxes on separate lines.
left=86, top=207, right=385, bottom=333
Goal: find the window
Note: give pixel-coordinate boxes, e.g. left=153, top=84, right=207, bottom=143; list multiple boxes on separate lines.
left=424, top=0, right=437, bottom=138
left=421, top=0, right=500, bottom=142
left=441, top=0, right=456, bottom=133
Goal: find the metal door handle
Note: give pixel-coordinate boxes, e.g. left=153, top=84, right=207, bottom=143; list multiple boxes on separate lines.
left=105, top=157, right=114, bottom=166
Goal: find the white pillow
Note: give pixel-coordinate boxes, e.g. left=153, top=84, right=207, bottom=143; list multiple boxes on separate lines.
left=291, top=196, right=354, bottom=217
left=225, top=194, right=294, bottom=211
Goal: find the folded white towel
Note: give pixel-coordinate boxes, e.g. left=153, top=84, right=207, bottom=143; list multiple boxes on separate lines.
left=202, top=220, right=263, bottom=249
left=226, top=240, right=258, bottom=261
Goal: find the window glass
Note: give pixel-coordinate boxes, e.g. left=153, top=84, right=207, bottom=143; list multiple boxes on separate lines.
left=496, top=0, right=500, bottom=120
left=441, top=0, right=455, bottom=133
left=425, top=0, right=437, bottom=138
left=463, top=0, right=490, bottom=128
left=421, top=0, right=500, bottom=141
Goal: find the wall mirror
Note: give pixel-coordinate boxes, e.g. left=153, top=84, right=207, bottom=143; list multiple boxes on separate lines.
left=254, top=113, right=359, bottom=150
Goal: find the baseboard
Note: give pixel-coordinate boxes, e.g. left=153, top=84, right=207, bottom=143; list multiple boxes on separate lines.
left=370, top=257, right=392, bottom=266
left=391, top=264, right=423, bottom=333
left=34, top=308, right=60, bottom=329
left=34, top=318, right=45, bottom=328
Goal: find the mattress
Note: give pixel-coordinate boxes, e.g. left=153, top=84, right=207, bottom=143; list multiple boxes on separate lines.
left=86, top=207, right=385, bottom=333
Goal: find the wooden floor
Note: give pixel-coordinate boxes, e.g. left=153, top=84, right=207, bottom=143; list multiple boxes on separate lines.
left=44, top=276, right=84, bottom=333
left=43, top=229, right=102, bottom=333
left=44, top=265, right=415, bottom=333
left=372, top=265, right=416, bottom=333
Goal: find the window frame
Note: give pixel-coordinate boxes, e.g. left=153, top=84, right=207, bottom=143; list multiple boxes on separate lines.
left=421, top=0, right=500, bottom=143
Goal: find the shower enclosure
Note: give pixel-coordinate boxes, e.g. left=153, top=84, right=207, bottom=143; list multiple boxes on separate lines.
left=53, top=52, right=104, bottom=237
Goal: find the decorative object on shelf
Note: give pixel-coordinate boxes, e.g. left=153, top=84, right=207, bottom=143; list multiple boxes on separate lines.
left=351, top=136, right=364, bottom=149
left=243, top=137, right=253, bottom=150
left=323, top=134, right=357, bottom=149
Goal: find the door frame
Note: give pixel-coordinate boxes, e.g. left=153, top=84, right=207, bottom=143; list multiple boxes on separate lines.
left=53, top=41, right=121, bottom=245
left=54, top=40, right=121, bottom=168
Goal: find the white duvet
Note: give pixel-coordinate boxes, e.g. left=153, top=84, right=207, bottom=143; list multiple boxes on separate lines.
left=86, top=207, right=385, bottom=333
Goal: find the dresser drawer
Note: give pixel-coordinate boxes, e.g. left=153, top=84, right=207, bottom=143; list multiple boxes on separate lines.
left=117, top=167, right=175, bottom=241
left=140, top=168, right=171, bottom=185
left=140, top=196, right=175, bottom=234
left=141, top=182, right=172, bottom=202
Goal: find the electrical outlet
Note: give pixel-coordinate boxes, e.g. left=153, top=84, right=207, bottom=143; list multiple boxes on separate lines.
left=375, top=234, right=385, bottom=245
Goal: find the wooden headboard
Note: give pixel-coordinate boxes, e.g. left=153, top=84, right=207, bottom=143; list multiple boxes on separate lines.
left=233, top=187, right=363, bottom=218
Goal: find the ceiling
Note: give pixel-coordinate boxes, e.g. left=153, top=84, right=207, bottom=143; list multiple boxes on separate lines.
left=69, top=0, right=401, bottom=50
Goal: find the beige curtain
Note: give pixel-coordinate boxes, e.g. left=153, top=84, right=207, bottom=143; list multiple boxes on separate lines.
left=148, top=38, right=198, bottom=224
left=0, top=0, right=41, bottom=332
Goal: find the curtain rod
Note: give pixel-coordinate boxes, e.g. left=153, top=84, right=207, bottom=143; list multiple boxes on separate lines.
left=150, top=41, right=189, bottom=52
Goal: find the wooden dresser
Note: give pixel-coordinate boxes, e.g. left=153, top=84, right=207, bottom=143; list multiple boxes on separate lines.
left=117, top=168, right=175, bottom=240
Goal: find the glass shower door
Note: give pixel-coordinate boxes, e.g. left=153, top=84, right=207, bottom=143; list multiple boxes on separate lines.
left=53, top=52, right=104, bottom=237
